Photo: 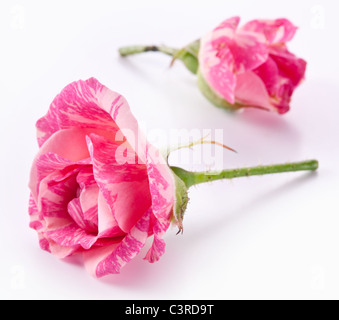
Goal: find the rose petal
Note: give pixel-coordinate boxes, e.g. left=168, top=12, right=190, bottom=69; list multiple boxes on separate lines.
left=213, top=16, right=240, bottom=37
left=68, top=197, right=97, bottom=233
left=199, top=18, right=239, bottom=104
left=230, top=31, right=268, bottom=73
left=47, top=223, right=99, bottom=250
left=97, top=190, right=125, bottom=238
left=36, top=78, right=121, bottom=147
left=241, top=18, right=298, bottom=44
left=86, top=133, right=152, bottom=233
left=269, top=46, right=307, bottom=88
left=29, top=194, right=42, bottom=231
left=273, top=80, right=293, bottom=114
left=76, top=167, right=99, bottom=230
left=83, top=209, right=152, bottom=277
left=252, top=55, right=299, bottom=114
left=29, top=151, right=90, bottom=205
left=45, top=238, right=79, bottom=259
left=29, top=127, right=96, bottom=205
left=30, top=175, right=85, bottom=258
left=144, top=144, right=175, bottom=262
left=36, top=77, right=151, bottom=174
left=200, top=46, right=236, bottom=104
left=38, top=169, right=79, bottom=221
left=199, top=17, right=269, bottom=104
left=253, top=56, right=280, bottom=97
left=144, top=235, right=166, bottom=263
left=29, top=154, right=93, bottom=257
left=235, top=71, right=274, bottom=111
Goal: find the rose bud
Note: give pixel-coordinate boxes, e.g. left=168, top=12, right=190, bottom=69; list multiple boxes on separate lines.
left=29, top=78, right=318, bottom=278
left=119, top=17, right=307, bottom=114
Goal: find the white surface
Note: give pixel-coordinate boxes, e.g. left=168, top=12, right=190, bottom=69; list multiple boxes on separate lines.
left=0, top=0, right=338, bottom=300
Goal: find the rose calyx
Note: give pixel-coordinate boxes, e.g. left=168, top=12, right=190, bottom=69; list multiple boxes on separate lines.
left=171, top=40, right=200, bottom=75
left=171, top=171, right=189, bottom=233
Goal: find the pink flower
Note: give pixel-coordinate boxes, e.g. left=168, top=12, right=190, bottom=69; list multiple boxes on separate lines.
left=199, top=17, right=307, bottom=114
left=28, top=78, right=175, bottom=277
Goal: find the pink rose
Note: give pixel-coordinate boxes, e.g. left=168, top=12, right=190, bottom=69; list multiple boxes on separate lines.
left=28, top=78, right=175, bottom=277
left=198, top=17, right=307, bottom=114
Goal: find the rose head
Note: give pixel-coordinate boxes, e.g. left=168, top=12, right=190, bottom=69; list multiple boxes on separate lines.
left=198, top=17, right=307, bottom=114
left=28, top=78, right=177, bottom=278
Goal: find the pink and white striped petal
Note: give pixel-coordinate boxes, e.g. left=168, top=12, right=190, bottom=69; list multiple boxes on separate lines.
left=29, top=151, right=90, bottom=205
left=199, top=18, right=239, bottom=104
left=199, top=17, right=269, bottom=104
left=29, top=194, right=42, bottom=230
left=199, top=42, right=236, bottom=104
left=86, top=133, right=152, bottom=234
left=47, top=223, right=100, bottom=250
left=36, top=77, right=151, bottom=171
left=97, top=190, right=125, bottom=238
left=144, top=234, right=166, bottom=263
left=230, top=31, right=268, bottom=73
left=76, top=167, right=99, bottom=230
left=68, top=197, right=97, bottom=233
left=241, top=18, right=298, bottom=45
left=213, top=16, right=240, bottom=38
left=144, top=144, right=175, bottom=262
left=83, top=209, right=152, bottom=277
left=36, top=78, right=121, bottom=147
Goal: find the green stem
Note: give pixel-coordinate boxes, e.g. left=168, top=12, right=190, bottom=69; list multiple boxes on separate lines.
left=171, top=160, right=319, bottom=189
left=119, top=45, right=178, bottom=57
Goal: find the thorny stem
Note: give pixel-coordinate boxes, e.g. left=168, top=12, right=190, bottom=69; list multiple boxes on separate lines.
left=171, top=160, right=319, bottom=189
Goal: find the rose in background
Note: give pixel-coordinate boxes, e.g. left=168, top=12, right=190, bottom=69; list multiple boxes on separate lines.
left=199, top=17, right=307, bottom=114
left=119, top=17, right=307, bottom=114
left=28, top=78, right=176, bottom=278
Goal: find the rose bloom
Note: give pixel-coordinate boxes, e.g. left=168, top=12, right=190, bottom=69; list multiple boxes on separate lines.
left=28, top=78, right=175, bottom=278
left=198, top=17, right=307, bottom=114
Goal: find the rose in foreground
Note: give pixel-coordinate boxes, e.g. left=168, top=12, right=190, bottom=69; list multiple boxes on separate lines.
left=119, top=17, right=307, bottom=114
left=29, top=78, right=318, bottom=278
left=28, top=78, right=176, bottom=278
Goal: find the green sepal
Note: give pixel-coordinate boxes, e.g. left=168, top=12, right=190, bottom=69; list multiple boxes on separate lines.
left=172, top=40, right=200, bottom=74
left=171, top=170, right=189, bottom=233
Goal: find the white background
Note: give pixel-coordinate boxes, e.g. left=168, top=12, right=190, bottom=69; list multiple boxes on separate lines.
left=0, top=0, right=338, bottom=300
